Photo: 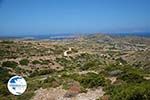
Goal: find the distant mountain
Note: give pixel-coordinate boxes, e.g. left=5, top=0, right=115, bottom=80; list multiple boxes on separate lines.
left=106, top=32, right=150, bottom=37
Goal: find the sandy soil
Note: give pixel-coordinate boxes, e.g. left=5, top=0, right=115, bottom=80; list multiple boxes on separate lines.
left=32, top=86, right=104, bottom=100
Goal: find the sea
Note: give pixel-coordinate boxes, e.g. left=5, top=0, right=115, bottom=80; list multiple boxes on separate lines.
left=0, top=32, right=150, bottom=40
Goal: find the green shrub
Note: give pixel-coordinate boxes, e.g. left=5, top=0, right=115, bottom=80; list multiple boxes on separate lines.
left=0, top=67, right=11, bottom=83
left=105, top=63, right=123, bottom=73
left=62, top=82, right=70, bottom=90
left=0, top=67, right=11, bottom=97
left=117, top=66, right=145, bottom=83
left=0, top=40, right=14, bottom=44
left=118, top=72, right=144, bottom=83
left=16, top=91, right=35, bottom=100
left=38, top=69, right=55, bottom=75
left=19, top=59, right=29, bottom=65
left=106, top=81, right=150, bottom=100
left=2, top=61, right=18, bottom=68
left=14, top=67, right=22, bottom=74
left=32, top=60, right=41, bottom=65
left=30, top=69, right=55, bottom=77
left=80, top=61, right=96, bottom=71
left=61, top=72, right=106, bottom=89
left=27, top=81, right=42, bottom=91
left=75, top=73, right=105, bottom=88
left=0, top=50, right=10, bottom=57
left=40, top=60, right=50, bottom=65
left=53, top=45, right=66, bottom=54
left=0, top=82, right=10, bottom=96
left=56, top=57, right=71, bottom=66
left=43, top=76, right=61, bottom=88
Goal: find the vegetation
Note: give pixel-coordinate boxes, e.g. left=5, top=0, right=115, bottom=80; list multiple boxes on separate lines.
left=118, top=71, right=145, bottom=83
left=77, top=73, right=106, bottom=88
left=0, top=50, right=10, bottom=57
left=79, top=60, right=101, bottom=71
left=106, top=81, right=150, bottom=100
left=43, top=76, right=61, bottom=88
left=40, top=59, right=50, bottom=65
left=30, top=69, right=55, bottom=77
left=64, top=72, right=106, bottom=89
left=32, top=60, right=41, bottom=65
left=2, top=61, right=18, bottom=68
left=19, top=59, right=29, bottom=65
left=0, top=40, right=14, bottom=44
left=0, top=67, right=11, bottom=98
left=0, top=34, right=149, bottom=99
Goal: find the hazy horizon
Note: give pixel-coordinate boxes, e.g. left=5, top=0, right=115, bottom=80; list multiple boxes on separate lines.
left=0, top=0, right=150, bottom=36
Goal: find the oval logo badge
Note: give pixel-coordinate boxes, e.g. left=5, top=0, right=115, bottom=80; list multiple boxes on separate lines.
left=7, top=75, right=27, bottom=95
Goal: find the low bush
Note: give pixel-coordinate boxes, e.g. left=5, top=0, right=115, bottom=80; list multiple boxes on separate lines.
left=118, top=71, right=144, bottom=83
left=40, top=60, right=50, bottom=65
left=0, top=82, right=10, bottom=96
left=0, top=40, right=14, bottom=44
left=0, top=67, right=11, bottom=97
left=117, top=65, right=145, bottom=83
left=19, top=59, right=29, bottom=65
left=16, top=91, right=35, bottom=100
left=2, top=61, right=18, bottom=68
left=38, top=69, right=55, bottom=75
left=79, top=73, right=105, bottom=88
left=106, top=81, right=150, bottom=100
left=43, top=76, right=61, bottom=88
left=32, top=60, right=41, bottom=65
left=0, top=50, right=10, bottom=57
left=80, top=61, right=95, bottom=71
left=0, top=67, right=11, bottom=83
left=71, top=72, right=106, bottom=88
left=30, top=69, right=55, bottom=77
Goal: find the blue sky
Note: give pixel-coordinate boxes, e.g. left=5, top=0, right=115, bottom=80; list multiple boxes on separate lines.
left=0, top=0, right=150, bottom=36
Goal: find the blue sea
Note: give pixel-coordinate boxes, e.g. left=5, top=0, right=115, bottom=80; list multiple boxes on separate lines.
left=0, top=32, right=150, bottom=40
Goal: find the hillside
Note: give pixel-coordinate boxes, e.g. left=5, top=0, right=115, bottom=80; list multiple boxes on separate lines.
left=0, top=34, right=150, bottom=100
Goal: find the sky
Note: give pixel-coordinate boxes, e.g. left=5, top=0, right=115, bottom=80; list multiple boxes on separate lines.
left=0, top=0, right=150, bottom=36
